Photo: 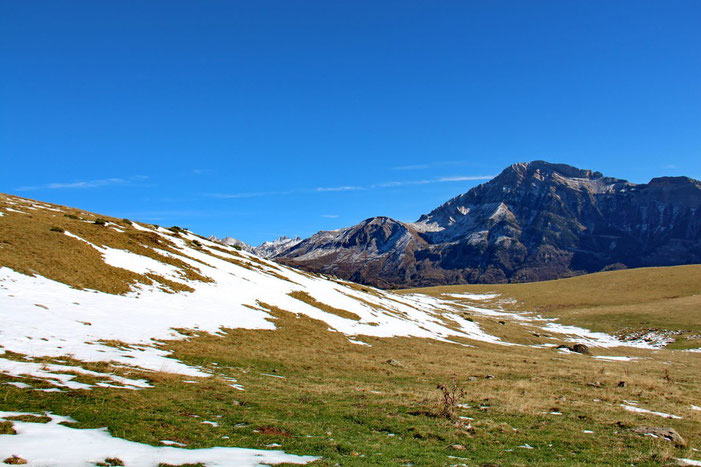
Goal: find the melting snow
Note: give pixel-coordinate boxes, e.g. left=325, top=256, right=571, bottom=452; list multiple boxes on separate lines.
left=677, top=459, right=701, bottom=466
left=542, top=323, right=656, bottom=349
left=593, top=356, right=639, bottom=362
left=621, top=404, right=682, bottom=419
left=442, top=293, right=499, bottom=301
left=0, top=358, right=151, bottom=390
left=160, top=440, right=186, bottom=447
left=0, top=411, right=317, bottom=466
left=0, top=226, right=505, bottom=388
left=0, top=215, right=667, bottom=394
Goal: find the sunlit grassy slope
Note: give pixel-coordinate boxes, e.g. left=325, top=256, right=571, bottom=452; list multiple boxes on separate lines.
left=1, top=193, right=700, bottom=466
left=405, top=266, right=701, bottom=350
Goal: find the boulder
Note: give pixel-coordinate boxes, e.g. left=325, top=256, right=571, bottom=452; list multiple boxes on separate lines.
left=630, top=426, right=686, bottom=447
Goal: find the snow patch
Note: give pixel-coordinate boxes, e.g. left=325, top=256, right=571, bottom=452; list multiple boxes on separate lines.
left=621, top=404, right=682, bottom=419
left=0, top=411, right=318, bottom=466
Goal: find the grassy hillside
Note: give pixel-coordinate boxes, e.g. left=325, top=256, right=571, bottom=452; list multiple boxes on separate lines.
left=1, top=194, right=700, bottom=466
left=406, top=266, right=701, bottom=350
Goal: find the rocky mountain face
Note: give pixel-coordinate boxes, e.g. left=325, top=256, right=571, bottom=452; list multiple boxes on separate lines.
left=253, top=236, right=303, bottom=258
left=275, top=161, right=701, bottom=288
left=209, top=235, right=302, bottom=259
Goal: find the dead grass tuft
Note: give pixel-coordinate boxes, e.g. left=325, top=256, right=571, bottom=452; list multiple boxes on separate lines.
left=0, top=421, right=16, bottom=435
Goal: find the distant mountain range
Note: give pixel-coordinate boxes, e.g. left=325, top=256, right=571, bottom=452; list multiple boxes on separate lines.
left=212, top=161, right=701, bottom=288
left=208, top=235, right=302, bottom=258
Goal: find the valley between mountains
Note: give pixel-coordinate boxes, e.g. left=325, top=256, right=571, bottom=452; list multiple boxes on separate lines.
left=0, top=192, right=700, bottom=466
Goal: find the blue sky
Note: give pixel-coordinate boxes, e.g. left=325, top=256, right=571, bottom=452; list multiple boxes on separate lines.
left=1, top=1, right=700, bottom=245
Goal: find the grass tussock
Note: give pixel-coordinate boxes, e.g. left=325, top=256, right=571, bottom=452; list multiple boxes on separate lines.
left=0, top=421, right=16, bottom=435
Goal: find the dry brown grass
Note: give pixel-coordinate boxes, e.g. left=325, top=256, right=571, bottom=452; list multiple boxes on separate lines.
left=288, top=290, right=362, bottom=321
left=404, top=265, right=701, bottom=350
left=0, top=421, right=16, bottom=435
left=0, top=194, right=214, bottom=295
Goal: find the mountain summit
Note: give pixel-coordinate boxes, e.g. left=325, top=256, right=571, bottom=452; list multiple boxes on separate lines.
left=274, top=161, right=701, bottom=287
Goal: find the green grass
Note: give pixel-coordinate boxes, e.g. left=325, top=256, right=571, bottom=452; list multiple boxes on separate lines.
left=2, top=308, right=700, bottom=465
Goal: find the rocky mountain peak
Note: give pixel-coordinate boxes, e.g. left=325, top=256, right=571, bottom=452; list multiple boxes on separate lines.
left=276, top=161, right=701, bottom=288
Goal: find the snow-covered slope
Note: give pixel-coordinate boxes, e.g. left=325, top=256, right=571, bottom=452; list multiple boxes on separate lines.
left=0, top=195, right=506, bottom=391
left=0, top=193, right=662, bottom=393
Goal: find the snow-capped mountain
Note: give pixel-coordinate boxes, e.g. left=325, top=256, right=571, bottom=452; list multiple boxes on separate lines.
left=275, top=161, right=701, bottom=287
left=207, top=235, right=253, bottom=252
left=253, top=236, right=302, bottom=258
left=208, top=235, right=303, bottom=259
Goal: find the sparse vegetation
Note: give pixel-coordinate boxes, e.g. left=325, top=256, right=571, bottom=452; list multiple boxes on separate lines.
left=437, top=375, right=466, bottom=419
left=2, top=455, right=27, bottom=465
left=3, top=414, right=50, bottom=424
left=0, top=421, right=15, bottom=435
left=96, top=458, right=124, bottom=466
left=49, top=226, right=64, bottom=233
left=94, top=218, right=107, bottom=226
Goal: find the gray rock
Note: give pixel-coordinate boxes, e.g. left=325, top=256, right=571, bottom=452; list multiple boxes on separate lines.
left=630, top=426, right=686, bottom=447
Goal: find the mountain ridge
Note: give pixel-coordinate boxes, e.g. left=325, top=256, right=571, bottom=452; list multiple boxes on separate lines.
left=270, top=161, right=701, bottom=288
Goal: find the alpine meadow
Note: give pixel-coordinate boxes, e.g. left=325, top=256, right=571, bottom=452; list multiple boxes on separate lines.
left=1, top=1, right=700, bottom=466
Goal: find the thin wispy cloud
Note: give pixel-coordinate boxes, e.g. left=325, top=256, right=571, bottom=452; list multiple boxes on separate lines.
left=203, top=190, right=295, bottom=199
left=321, top=214, right=340, bottom=218
left=391, top=161, right=473, bottom=171
left=314, top=185, right=365, bottom=192
left=392, top=164, right=430, bottom=171
left=203, top=174, right=494, bottom=200
left=15, top=175, right=148, bottom=192
left=438, top=176, right=493, bottom=182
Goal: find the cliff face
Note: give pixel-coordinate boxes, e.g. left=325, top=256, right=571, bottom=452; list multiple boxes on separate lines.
left=276, top=161, right=701, bottom=288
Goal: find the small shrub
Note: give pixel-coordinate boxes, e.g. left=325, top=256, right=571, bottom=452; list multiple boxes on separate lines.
left=122, top=218, right=132, bottom=225
left=96, top=459, right=124, bottom=467
left=49, top=226, right=65, bottom=233
left=63, top=213, right=79, bottom=220
left=437, top=375, right=466, bottom=419
left=94, top=218, right=107, bottom=226
left=191, top=239, right=202, bottom=248
left=2, top=455, right=27, bottom=465
left=232, top=245, right=242, bottom=251
left=169, top=226, right=184, bottom=233
left=0, top=421, right=16, bottom=435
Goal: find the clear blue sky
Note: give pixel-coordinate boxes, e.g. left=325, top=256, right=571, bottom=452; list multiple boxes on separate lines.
left=2, top=1, right=699, bottom=245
